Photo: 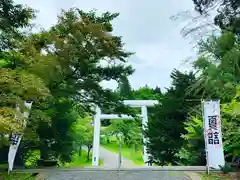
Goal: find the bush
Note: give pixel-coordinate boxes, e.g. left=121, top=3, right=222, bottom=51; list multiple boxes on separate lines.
left=219, top=163, right=233, bottom=174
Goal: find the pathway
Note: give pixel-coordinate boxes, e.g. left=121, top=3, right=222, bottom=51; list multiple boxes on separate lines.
left=45, top=170, right=190, bottom=180
left=99, top=146, right=136, bottom=167
left=44, top=147, right=192, bottom=179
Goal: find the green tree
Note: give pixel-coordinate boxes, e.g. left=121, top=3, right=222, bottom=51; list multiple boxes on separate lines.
left=1, top=6, right=135, bottom=166
left=36, top=99, right=79, bottom=163
left=0, top=1, right=53, bottom=165
left=27, top=9, right=134, bottom=163
left=74, top=115, right=94, bottom=160
left=221, top=87, right=240, bottom=161
left=190, top=31, right=239, bottom=101
left=0, top=0, right=49, bottom=137
left=0, top=0, right=35, bottom=51
left=118, top=76, right=133, bottom=99
left=175, top=31, right=240, bottom=166
left=146, top=69, right=201, bottom=165
left=103, top=118, right=142, bottom=150
left=133, top=86, right=161, bottom=100
left=174, top=115, right=205, bottom=165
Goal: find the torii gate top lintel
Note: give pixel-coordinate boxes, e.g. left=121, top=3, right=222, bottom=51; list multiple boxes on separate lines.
left=123, top=100, right=159, bottom=107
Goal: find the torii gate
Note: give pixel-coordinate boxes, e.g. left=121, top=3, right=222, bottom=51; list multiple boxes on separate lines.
left=92, top=100, right=159, bottom=166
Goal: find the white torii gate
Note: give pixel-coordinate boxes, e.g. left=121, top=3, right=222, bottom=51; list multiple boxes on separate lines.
left=92, top=100, right=158, bottom=166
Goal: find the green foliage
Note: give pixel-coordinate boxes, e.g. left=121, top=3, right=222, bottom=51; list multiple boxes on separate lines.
left=42, top=9, right=134, bottom=103
left=191, top=32, right=239, bottom=101
left=219, top=164, right=233, bottom=174
left=75, top=116, right=93, bottom=146
left=0, top=2, right=135, bottom=167
left=170, top=31, right=240, bottom=167
left=174, top=115, right=205, bottom=165
left=1, top=0, right=240, bottom=170
left=74, top=115, right=94, bottom=160
left=133, top=86, right=161, bottom=100
left=118, top=76, right=133, bottom=99
left=0, top=0, right=35, bottom=51
left=146, top=70, right=201, bottom=165
left=0, top=0, right=49, bottom=136
left=221, top=88, right=240, bottom=158
left=192, top=0, right=240, bottom=32
left=103, top=119, right=142, bottom=149
left=101, top=136, right=143, bottom=165
left=63, top=150, right=93, bottom=168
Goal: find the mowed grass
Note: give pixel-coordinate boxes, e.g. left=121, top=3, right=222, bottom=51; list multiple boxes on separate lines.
left=101, top=136, right=144, bottom=165
left=4, top=149, right=104, bottom=169
left=64, top=150, right=103, bottom=168
left=0, top=173, right=35, bottom=180
left=198, top=173, right=235, bottom=180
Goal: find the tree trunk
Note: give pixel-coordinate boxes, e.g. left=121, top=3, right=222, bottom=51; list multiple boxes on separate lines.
left=87, top=145, right=92, bottom=160
left=40, top=147, right=48, bottom=160
left=40, top=142, right=49, bottom=160
left=78, top=146, right=82, bottom=156
left=134, top=143, right=136, bottom=152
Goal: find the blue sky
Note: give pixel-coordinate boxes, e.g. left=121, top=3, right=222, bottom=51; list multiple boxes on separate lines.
left=16, top=0, right=197, bottom=91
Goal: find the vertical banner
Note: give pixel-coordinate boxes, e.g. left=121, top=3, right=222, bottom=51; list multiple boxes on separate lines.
left=8, top=101, right=32, bottom=173
left=203, top=100, right=225, bottom=169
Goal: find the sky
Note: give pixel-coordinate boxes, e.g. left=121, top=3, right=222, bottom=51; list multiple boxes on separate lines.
left=16, top=0, right=197, bottom=91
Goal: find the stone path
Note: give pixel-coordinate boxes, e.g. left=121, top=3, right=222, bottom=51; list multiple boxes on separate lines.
left=42, top=147, right=201, bottom=179
left=99, top=146, right=136, bottom=168
left=45, top=170, right=191, bottom=180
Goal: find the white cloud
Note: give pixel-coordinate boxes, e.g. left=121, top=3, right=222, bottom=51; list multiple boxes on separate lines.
left=16, top=0, right=197, bottom=91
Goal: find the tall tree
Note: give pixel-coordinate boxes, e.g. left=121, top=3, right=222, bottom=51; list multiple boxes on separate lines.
left=27, top=9, right=134, bottom=109
left=146, top=69, right=201, bottom=165
left=118, top=76, right=133, bottom=99
left=25, top=9, right=135, bottom=162
left=0, top=7, right=135, bottom=165
left=190, top=31, right=239, bottom=101
left=174, top=30, right=240, bottom=166
left=0, top=0, right=49, bottom=138
left=0, top=1, right=51, bottom=166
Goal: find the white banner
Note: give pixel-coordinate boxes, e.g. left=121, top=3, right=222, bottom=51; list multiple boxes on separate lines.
left=8, top=101, right=32, bottom=173
left=203, top=100, right=225, bottom=169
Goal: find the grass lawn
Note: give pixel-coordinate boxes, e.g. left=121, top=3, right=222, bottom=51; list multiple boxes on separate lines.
left=64, top=150, right=103, bottom=168
left=198, top=172, right=238, bottom=180
left=101, top=136, right=144, bottom=165
left=1, top=149, right=104, bottom=170
left=0, top=163, right=8, bottom=169
left=0, top=173, right=35, bottom=180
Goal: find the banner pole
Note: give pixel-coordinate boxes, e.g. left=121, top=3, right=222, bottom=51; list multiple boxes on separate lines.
left=202, top=99, right=210, bottom=174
